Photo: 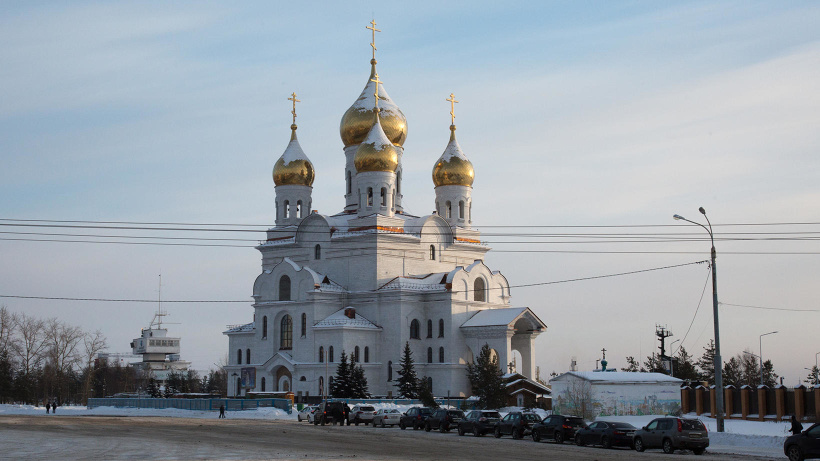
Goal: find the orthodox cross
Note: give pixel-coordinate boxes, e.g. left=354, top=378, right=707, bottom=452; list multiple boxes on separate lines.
left=446, top=93, right=459, bottom=125
left=370, top=73, right=382, bottom=110
left=366, top=19, right=381, bottom=61
left=287, top=92, right=300, bottom=124
left=601, top=347, right=607, bottom=360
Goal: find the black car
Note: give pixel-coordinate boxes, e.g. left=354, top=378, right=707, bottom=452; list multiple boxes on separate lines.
left=575, top=421, right=636, bottom=449
left=399, top=406, right=433, bottom=430
left=314, top=400, right=347, bottom=426
left=633, top=417, right=709, bottom=455
left=785, top=422, right=820, bottom=461
left=494, top=412, right=542, bottom=439
left=425, top=409, right=464, bottom=433
left=531, top=414, right=587, bottom=443
left=457, top=410, right=501, bottom=437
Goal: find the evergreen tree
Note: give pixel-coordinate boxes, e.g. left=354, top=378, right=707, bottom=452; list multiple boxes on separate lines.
left=696, top=340, right=716, bottom=384
left=739, top=351, right=759, bottom=387
left=395, top=342, right=418, bottom=399
left=674, top=346, right=700, bottom=383
left=466, top=344, right=506, bottom=409
left=330, top=350, right=351, bottom=398
left=0, top=349, right=14, bottom=403
left=348, top=358, right=370, bottom=399
left=620, top=356, right=640, bottom=372
left=417, top=376, right=438, bottom=409
left=642, top=353, right=666, bottom=373
left=722, top=356, right=742, bottom=387
left=761, top=360, right=778, bottom=387
left=805, top=366, right=820, bottom=386
left=146, top=377, right=160, bottom=397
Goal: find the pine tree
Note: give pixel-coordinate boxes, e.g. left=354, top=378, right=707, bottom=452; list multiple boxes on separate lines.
left=696, top=340, right=716, bottom=384
left=674, top=346, right=700, bottom=383
left=348, top=358, right=370, bottom=398
left=642, top=353, right=666, bottom=373
left=805, top=366, right=820, bottom=386
left=330, top=350, right=351, bottom=398
left=761, top=360, right=778, bottom=387
left=146, top=377, right=160, bottom=398
left=395, top=342, right=418, bottom=399
left=722, top=356, right=742, bottom=387
left=417, top=376, right=438, bottom=409
left=466, top=343, right=506, bottom=409
left=621, top=356, right=640, bottom=372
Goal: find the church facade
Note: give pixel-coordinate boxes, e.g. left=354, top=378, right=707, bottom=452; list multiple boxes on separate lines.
left=224, top=27, right=546, bottom=400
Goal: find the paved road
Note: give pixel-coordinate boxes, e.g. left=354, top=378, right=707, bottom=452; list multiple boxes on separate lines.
left=0, top=415, right=777, bottom=460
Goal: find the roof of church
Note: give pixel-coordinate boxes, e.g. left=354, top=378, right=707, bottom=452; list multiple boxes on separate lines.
left=224, top=322, right=254, bottom=334
left=551, top=371, right=683, bottom=384
left=460, top=307, right=529, bottom=327
left=378, top=272, right=448, bottom=291
left=314, top=308, right=381, bottom=330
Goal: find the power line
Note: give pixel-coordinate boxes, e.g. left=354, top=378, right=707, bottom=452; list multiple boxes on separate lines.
left=673, top=268, right=711, bottom=356
left=719, top=302, right=820, bottom=313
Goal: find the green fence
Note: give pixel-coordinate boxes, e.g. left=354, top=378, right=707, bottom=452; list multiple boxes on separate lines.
left=87, top=398, right=292, bottom=414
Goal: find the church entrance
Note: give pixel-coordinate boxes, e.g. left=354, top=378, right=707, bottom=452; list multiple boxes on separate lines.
left=275, top=366, right=292, bottom=392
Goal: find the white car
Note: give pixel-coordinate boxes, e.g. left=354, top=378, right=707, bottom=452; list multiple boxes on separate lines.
left=297, top=405, right=317, bottom=422
left=372, top=409, right=402, bottom=428
left=349, top=405, right=376, bottom=425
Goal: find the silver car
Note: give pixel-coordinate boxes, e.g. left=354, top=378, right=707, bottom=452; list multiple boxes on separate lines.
left=633, top=417, right=709, bottom=455
left=297, top=405, right=317, bottom=422
left=348, top=405, right=376, bottom=425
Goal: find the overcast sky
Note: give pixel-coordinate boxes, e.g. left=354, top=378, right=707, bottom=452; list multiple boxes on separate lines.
left=1, top=1, right=819, bottom=385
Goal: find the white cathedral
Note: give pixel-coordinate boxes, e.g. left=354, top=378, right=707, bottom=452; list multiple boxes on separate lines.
left=224, top=27, right=546, bottom=400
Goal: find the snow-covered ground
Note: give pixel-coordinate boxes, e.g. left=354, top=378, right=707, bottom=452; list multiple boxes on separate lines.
left=0, top=404, right=793, bottom=458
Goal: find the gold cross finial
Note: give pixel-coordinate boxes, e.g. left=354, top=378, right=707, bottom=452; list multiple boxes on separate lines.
left=446, top=93, right=459, bottom=125
left=370, top=73, right=382, bottom=110
left=287, top=92, right=300, bottom=125
left=366, top=19, right=381, bottom=61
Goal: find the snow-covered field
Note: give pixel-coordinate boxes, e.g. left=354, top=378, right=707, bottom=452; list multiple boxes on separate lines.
left=0, top=403, right=794, bottom=458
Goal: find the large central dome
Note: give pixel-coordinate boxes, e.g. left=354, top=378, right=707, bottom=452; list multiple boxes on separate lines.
left=340, top=59, right=407, bottom=148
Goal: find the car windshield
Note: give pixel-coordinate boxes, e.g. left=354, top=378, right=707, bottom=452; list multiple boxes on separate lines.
left=566, top=417, right=585, bottom=426
left=523, top=414, right=541, bottom=422
left=482, top=412, right=501, bottom=418
left=360, top=406, right=375, bottom=411
left=612, top=422, right=636, bottom=429
left=419, top=408, right=433, bottom=415
left=387, top=409, right=399, bottom=414
left=448, top=410, right=463, bottom=417
left=681, top=420, right=705, bottom=431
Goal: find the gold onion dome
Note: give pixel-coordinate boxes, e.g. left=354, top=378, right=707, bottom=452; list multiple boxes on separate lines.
left=432, top=125, right=474, bottom=187
left=354, top=113, right=399, bottom=173
left=340, top=60, right=407, bottom=147
left=273, top=125, right=315, bottom=186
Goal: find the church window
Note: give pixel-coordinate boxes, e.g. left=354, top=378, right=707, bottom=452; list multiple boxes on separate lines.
left=474, top=278, right=486, bottom=302
left=427, top=347, right=433, bottom=364
left=279, top=275, right=291, bottom=301
left=445, top=201, right=452, bottom=219
left=329, top=346, right=334, bottom=363
left=280, top=315, right=292, bottom=350
left=380, top=187, right=386, bottom=206
left=262, top=316, right=268, bottom=339
left=261, top=377, right=266, bottom=392
left=426, top=320, right=433, bottom=338
left=468, top=202, right=472, bottom=223
left=246, top=348, right=251, bottom=364
left=319, top=346, right=324, bottom=362
left=314, top=244, right=321, bottom=260
left=354, top=346, right=360, bottom=362
left=367, top=188, right=373, bottom=207
left=319, top=376, right=324, bottom=396
left=346, top=170, right=351, bottom=195
left=388, top=361, right=393, bottom=381
left=392, top=190, right=396, bottom=211
left=301, top=313, right=307, bottom=337
left=430, top=245, right=435, bottom=261
left=284, top=200, right=290, bottom=219
left=297, top=200, right=303, bottom=218
left=438, top=319, right=444, bottom=338
left=410, top=319, right=420, bottom=339
left=364, top=347, right=370, bottom=363
left=275, top=201, right=279, bottom=219
left=237, top=349, right=242, bottom=365
left=436, top=202, right=440, bottom=216
left=397, top=171, right=401, bottom=195
left=237, top=377, right=241, bottom=396
left=459, top=201, right=465, bottom=219
left=439, top=347, right=444, bottom=363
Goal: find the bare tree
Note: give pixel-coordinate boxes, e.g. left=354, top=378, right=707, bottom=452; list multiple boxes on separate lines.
left=0, top=306, right=19, bottom=356
left=44, top=318, right=84, bottom=375
left=15, top=313, right=47, bottom=375
left=561, top=378, right=595, bottom=420
left=81, top=330, right=107, bottom=403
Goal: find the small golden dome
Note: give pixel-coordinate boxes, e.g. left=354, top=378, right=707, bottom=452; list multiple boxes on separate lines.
left=354, top=114, right=398, bottom=173
left=340, top=60, right=407, bottom=147
left=273, top=127, right=315, bottom=186
left=432, top=125, right=474, bottom=187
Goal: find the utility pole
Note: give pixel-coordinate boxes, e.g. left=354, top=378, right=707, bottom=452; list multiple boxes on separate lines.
left=656, top=325, right=674, bottom=372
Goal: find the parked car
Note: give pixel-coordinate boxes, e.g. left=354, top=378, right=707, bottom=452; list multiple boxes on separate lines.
left=348, top=405, right=376, bottom=425
left=425, top=409, right=465, bottom=433
left=784, top=422, right=820, bottom=461
left=458, top=410, right=501, bottom=437
left=399, top=407, right=433, bottom=430
left=372, top=409, right=402, bottom=427
left=314, top=400, right=346, bottom=426
left=297, top=405, right=317, bottom=422
left=574, top=421, right=636, bottom=448
left=494, top=412, right=542, bottom=439
left=531, top=414, right=587, bottom=443
left=633, top=417, right=709, bottom=455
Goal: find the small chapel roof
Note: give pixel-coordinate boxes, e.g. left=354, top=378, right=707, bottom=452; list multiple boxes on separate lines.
left=551, top=371, right=683, bottom=385
left=460, top=307, right=529, bottom=327
left=314, top=307, right=381, bottom=330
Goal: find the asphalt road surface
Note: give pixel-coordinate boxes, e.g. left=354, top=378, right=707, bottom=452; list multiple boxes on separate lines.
left=0, top=415, right=778, bottom=460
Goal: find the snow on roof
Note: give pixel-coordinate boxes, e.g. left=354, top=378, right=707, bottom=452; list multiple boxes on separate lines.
left=551, top=371, right=683, bottom=385
left=378, top=273, right=448, bottom=291
left=224, top=322, right=254, bottom=334
left=313, top=308, right=381, bottom=330
left=461, top=307, right=528, bottom=328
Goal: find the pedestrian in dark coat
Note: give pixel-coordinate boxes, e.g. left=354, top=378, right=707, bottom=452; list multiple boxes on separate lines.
left=344, top=404, right=351, bottom=426
left=51, top=400, right=56, bottom=414
left=790, top=414, right=803, bottom=435
left=219, top=404, right=226, bottom=419
left=45, top=402, right=50, bottom=414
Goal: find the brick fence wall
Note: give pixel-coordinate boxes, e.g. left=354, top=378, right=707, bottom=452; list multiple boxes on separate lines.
left=680, top=385, right=819, bottom=422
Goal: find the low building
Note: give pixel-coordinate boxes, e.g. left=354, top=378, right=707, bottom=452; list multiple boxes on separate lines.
left=550, top=371, right=682, bottom=418
left=502, top=372, right=551, bottom=408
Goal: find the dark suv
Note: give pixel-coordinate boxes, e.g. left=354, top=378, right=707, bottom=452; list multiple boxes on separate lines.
left=633, top=417, right=709, bottom=455
left=784, top=422, right=820, bottom=461
left=531, top=414, right=587, bottom=443
left=425, top=409, right=464, bottom=433
left=494, top=412, right=542, bottom=439
left=313, top=400, right=346, bottom=426
left=399, top=406, right=433, bottom=430
left=458, top=410, right=501, bottom=437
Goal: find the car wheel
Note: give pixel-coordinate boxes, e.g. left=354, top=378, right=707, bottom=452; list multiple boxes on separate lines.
left=634, top=437, right=645, bottom=452
left=494, top=427, right=502, bottom=438
left=662, top=438, right=674, bottom=454
left=601, top=436, right=611, bottom=449
left=533, top=430, right=542, bottom=443
left=787, top=445, right=803, bottom=461
left=400, top=421, right=406, bottom=430
left=555, top=431, right=564, bottom=444
left=458, top=426, right=465, bottom=436
left=575, top=434, right=583, bottom=446
left=512, top=428, right=521, bottom=440
left=425, top=423, right=431, bottom=432
left=692, top=448, right=705, bottom=456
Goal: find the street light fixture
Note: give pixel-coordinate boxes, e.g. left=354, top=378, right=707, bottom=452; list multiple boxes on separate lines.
left=759, top=331, right=778, bottom=386
left=674, top=207, right=724, bottom=432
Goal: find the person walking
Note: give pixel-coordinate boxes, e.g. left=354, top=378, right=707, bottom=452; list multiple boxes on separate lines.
left=789, top=414, right=803, bottom=435
left=51, top=399, right=56, bottom=414
left=45, top=401, right=50, bottom=414
left=344, top=403, right=351, bottom=426
left=219, top=404, right=226, bottom=419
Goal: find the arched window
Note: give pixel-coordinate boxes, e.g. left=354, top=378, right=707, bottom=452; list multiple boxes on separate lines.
left=262, top=316, right=268, bottom=339
left=445, top=201, right=452, bottom=219
left=237, top=377, right=241, bottom=396
left=381, top=187, right=386, bottom=206
left=261, top=377, right=266, bottom=392
left=427, top=320, right=433, bottom=338
left=439, top=347, right=444, bottom=363
left=246, top=348, right=251, bottom=364
left=474, top=278, right=485, bottom=302
left=427, top=347, right=433, bottom=364
left=410, top=319, right=420, bottom=339
left=459, top=200, right=465, bottom=219
left=438, top=319, right=444, bottom=338
left=279, top=275, right=291, bottom=301
left=237, top=349, right=242, bottom=365
left=319, top=346, right=324, bottom=363
left=329, top=346, right=334, bottom=363
left=436, top=202, right=441, bottom=216
left=280, top=315, right=293, bottom=350
left=430, top=245, right=436, bottom=260
left=284, top=200, right=290, bottom=219
left=367, top=188, right=373, bottom=207
left=468, top=202, right=472, bottom=222
left=388, top=361, right=393, bottom=381
left=319, top=376, right=324, bottom=396
left=314, top=244, right=321, bottom=260
left=364, top=347, right=370, bottom=363
left=301, top=313, right=307, bottom=337
left=397, top=171, right=401, bottom=195
left=297, top=200, right=303, bottom=218
left=354, top=346, right=360, bottom=362
left=346, top=170, right=352, bottom=195
left=392, top=190, right=396, bottom=211
left=275, top=201, right=279, bottom=219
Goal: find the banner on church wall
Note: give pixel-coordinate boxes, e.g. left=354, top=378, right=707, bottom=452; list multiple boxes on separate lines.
left=241, top=367, right=256, bottom=389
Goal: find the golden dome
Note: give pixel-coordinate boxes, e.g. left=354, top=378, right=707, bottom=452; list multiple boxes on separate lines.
left=273, top=126, right=315, bottom=186
left=432, top=125, right=474, bottom=187
left=354, top=114, right=398, bottom=173
left=340, top=60, right=407, bottom=147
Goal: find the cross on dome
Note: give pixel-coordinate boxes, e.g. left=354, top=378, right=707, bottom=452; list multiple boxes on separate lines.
left=287, top=92, right=300, bottom=126
left=446, top=93, right=459, bottom=125
left=370, top=73, right=383, bottom=110
left=366, top=19, right=381, bottom=61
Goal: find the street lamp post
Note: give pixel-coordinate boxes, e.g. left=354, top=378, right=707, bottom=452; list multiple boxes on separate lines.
left=816, top=352, right=819, bottom=369
left=759, top=331, right=778, bottom=386
left=674, top=207, right=724, bottom=432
